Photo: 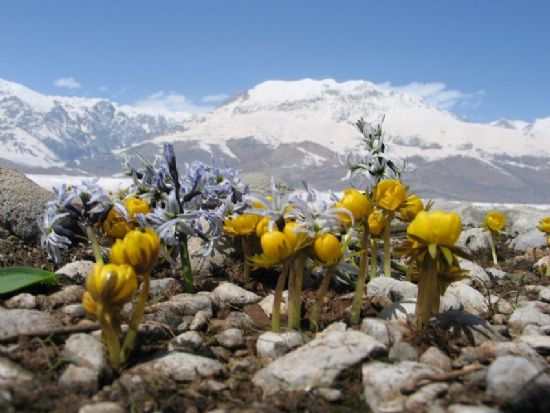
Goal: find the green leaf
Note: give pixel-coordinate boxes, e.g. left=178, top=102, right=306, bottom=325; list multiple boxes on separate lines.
left=0, top=267, right=57, bottom=294
left=428, top=244, right=438, bottom=260
left=440, top=247, right=454, bottom=266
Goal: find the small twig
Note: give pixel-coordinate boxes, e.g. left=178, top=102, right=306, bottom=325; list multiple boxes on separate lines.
left=401, top=363, right=484, bottom=395
left=0, top=323, right=100, bottom=344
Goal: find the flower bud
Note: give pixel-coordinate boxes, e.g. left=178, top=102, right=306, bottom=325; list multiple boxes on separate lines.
left=110, top=228, right=160, bottom=274
left=83, top=263, right=137, bottom=314
left=256, top=217, right=270, bottom=238
left=399, top=195, right=424, bottom=222
left=124, top=197, right=149, bottom=218
left=407, top=210, right=462, bottom=247
left=538, top=217, right=550, bottom=234
left=261, top=231, right=293, bottom=260
left=484, top=211, right=506, bottom=232
left=102, top=209, right=133, bottom=239
left=368, top=210, right=386, bottom=236
left=337, top=188, right=370, bottom=224
left=224, top=214, right=260, bottom=236
left=375, top=179, right=406, bottom=212
left=314, top=233, right=341, bottom=264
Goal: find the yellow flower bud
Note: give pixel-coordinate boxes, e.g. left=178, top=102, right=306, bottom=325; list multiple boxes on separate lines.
left=375, top=179, right=407, bottom=212
left=261, top=231, right=293, bottom=260
left=124, top=197, right=149, bottom=218
left=283, top=221, right=300, bottom=251
left=102, top=209, right=134, bottom=239
left=314, top=233, right=341, bottom=264
left=110, top=228, right=160, bottom=274
left=538, top=217, right=550, bottom=234
left=368, top=210, right=386, bottom=236
left=407, top=210, right=462, bottom=247
left=83, top=263, right=137, bottom=313
left=256, top=217, right=270, bottom=238
left=224, top=214, right=260, bottom=236
left=399, top=195, right=424, bottom=222
left=338, top=188, right=370, bottom=223
left=484, top=211, right=506, bottom=232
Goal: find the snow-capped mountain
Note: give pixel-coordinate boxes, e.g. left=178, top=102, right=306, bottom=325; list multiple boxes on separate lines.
left=0, top=78, right=188, bottom=172
left=1, top=77, right=549, bottom=202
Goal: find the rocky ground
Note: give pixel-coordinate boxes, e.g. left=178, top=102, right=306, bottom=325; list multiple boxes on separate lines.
left=1, top=167, right=550, bottom=413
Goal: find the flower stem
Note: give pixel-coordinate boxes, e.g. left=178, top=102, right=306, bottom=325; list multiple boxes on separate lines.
left=490, top=231, right=499, bottom=266
left=179, top=235, right=193, bottom=293
left=120, top=271, right=150, bottom=364
left=383, top=212, right=394, bottom=277
left=370, top=238, right=378, bottom=280
left=86, top=227, right=103, bottom=265
left=415, top=257, right=439, bottom=330
left=546, top=252, right=550, bottom=277
left=272, top=262, right=290, bottom=333
left=351, top=227, right=369, bottom=325
left=310, top=265, right=335, bottom=332
left=242, top=237, right=251, bottom=279
left=288, top=254, right=305, bottom=330
left=97, top=304, right=120, bottom=370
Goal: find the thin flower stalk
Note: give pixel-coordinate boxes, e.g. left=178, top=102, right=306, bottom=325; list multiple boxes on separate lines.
left=310, top=265, right=336, bottom=332
left=272, top=262, right=290, bottom=333
left=382, top=212, right=394, bottom=277
left=288, top=253, right=306, bottom=330
left=350, top=228, right=369, bottom=325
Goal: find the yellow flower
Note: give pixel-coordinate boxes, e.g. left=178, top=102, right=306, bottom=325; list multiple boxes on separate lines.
left=408, top=210, right=462, bottom=247
left=399, top=195, right=424, bottom=222
left=375, top=179, right=407, bottom=212
left=484, top=211, right=506, bottom=232
left=256, top=217, right=270, bottom=238
left=224, top=214, right=260, bottom=236
left=314, top=233, right=341, bottom=264
left=368, top=210, right=386, bottom=236
left=283, top=221, right=300, bottom=251
left=261, top=231, right=293, bottom=261
left=337, top=188, right=370, bottom=224
left=110, top=228, right=160, bottom=274
left=102, top=209, right=134, bottom=239
left=124, top=197, right=149, bottom=218
left=83, top=263, right=137, bottom=314
left=538, top=217, right=550, bottom=234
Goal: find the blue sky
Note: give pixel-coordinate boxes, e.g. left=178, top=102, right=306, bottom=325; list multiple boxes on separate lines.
left=0, top=0, right=548, bottom=122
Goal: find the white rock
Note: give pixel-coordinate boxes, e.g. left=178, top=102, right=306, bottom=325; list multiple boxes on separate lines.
left=63, top=333, right=110, bottom=376
left=419, top=347, right=452, bottom=371
left=533, top=256, right=550, bottom=274
left=538, top=286, right=550, bottom=304
left=316, top=321, right=347, bottom=338
left=63, top=303, right=85, bottom=318
left=43, top=285, right=85, bottom=308
left=224, top=311, right=254, bottom=330
left=258, top=291, right=289, bottom=317
left=362, top=361, right=443, bottom=413
left=388, top=341, right=418, bottom=362
left=0, top=308, right=63, bottom=338
left=447, top=404, right=501, bottom=413
left=508, top=301, right=550, bottom=336
left=146, top=294, right=212, bottom=326
left=366, top=277, right=417, bottom=308
left=210, top=282, right=260, bottom=308
left=485, top=267, right=507, bottom=281
left=256, top=331, right=305, bottom=360
left=78, top=402, right=125, bottom=413
left=459, top=340, right=546, bottom=369
left=457, top=228, right=490, bottom=253
left=378, top=299, right=417, bottom=324
left=56, top=260, right=95, bottom=284
left=0, top=357, right=33, bottom=387
left=405, top=382, right=448, bottom=413
left=360, top=318, right=405, bottom=349
left=176, top=315, right=195, bottom=333
left=58, top=365, right=97, bottom=394
left=190, top=309, right=212, bottom=331
left=486, top=355, right=549, bottom=400
left=149, top=277, right=181, bottom=297
left=511, top=229, right=547, bottom=252
left=457, top=259, right=491, bottom=286
left=216, top=328, right=244, bottom=349
left=442, top=282, right=489, bottom=317
left=253, top=330, right=385, bottom=395
left=518, top=334, right=550, bottom=354
left=4, top=293, right=36, bottom=309
left=126, top=352, right=226, bottom=382
left=168, top=331, right=203, bottom=352
left=313, top=387, right=343, bottom=402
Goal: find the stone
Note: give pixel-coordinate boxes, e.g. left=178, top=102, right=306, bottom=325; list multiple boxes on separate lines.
left=256, top=331, right=306, bottom=360
left=362, top=361, right=443, bottom=413
left=388, top=341, right=418, bottom=362
left=41, top=285, right=85, bottom=309
left=4, top=293, right=36, bottom=309
left=56, top=260, right=94, bottom=284
left=378, top=299, right=417, bottom=324
left=210, top=282, right=260, bottom=308
left=176, top=316, right=195, bottom=333
left=0, top=166, right=53, bottom=242
left=190, top=309, right=212, bottom=331
left=511, top=229, right=547, bottom=253
left=313, top=387, right=343, bottom=402
left=63, top=303, right=85, bottom=318
left=508, top=301, right=550, bottom=336
left=148, top=277, right=181, bottom=297
left=63, top=334, right=110, bottom=376
left=486, top=355, right=549, bottom=401
left=258, top=291, right=289, bottom=317
left=441, top=282, right=489, bottom=317
left=168, top=331, right=203, bottom=352
left=447, top=405, right=501, bottom=413
left=253, top=330, right=385, bottom=395
left=533, top=256, right=550, bottom=274
left=458, top=340, right=546, bottom=369
left=432, top=310, right=506, bottom=347
left=538, top=286, right=550, bottom=304
left=58, top=365, right=97, bottom=394
left=495, top=298, right=514, bottom=315
left=360, top=318, right=405, bottom=349
left=78, top=402, right=125, bottom=413
left=0, top=357, right=33, bottom=387
left=485, top=267, right=507, bottom=281
left=0, top=308, right=62, bottom=338
left=125, top=352, right=226, bottom=382
left=224, top=311, right=254, bottom=330
left=216, top=328, right=244, bottom=349
left=404, top=382, right=448, bottom=413
left=419, top=347, right=452, bottom=371
left=518, top=334, right=550, bottom=354
left=145, top=294, right=212, bottom=327
left=457, top=228, right=490, bottom=253
left=457, top=259, right=491, bottom=286
left=366, top=277, right=417, bottom=308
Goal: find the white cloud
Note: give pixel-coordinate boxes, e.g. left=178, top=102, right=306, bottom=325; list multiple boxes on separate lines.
left=377, top=81, right=484, bottom=110
left=201, top=94, right=230, bottom=103
left=134, top=91, right=212, bottom=113
left=53, top=77, right=81, bottom=89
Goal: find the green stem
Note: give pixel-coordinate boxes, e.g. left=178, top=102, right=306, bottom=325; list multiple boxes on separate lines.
left=288, top=254, right=305, bottom=330
left=242, top=237, right=251, bottom=279
left=415, top=257, right=439, bottom=330
left=272, top=262, right=290, bottom=333
left=97, top=304, right=120, bottom=370
left=179, top=236, right=193, bottom=293
left=546, top=252, right=550, bottom=277
left=370, top=238, right=378, bottom=280
left=86, top=227, right=103, bottom=265
left=310, top=265, right=335, bottom=332
left=120, top=272, right=150, bottom=363
left=383, top=212, right=394, bottom=277
left=490, top=231, right=499, bottom=266
left=351, top=227, right=369, bottom=325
